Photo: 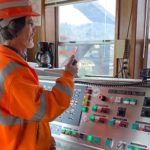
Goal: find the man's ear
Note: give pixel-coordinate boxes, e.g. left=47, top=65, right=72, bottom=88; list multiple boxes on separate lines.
left=8, top=21, right=15, bottom=29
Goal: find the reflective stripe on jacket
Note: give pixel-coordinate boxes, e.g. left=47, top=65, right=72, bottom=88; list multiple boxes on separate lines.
left=0, top=44, right=74, bottom=150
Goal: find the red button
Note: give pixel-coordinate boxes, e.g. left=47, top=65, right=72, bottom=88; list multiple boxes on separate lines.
left=115, top=123, right=120, bottom=126
left=121, top=121, right=127, bottom=125
left=138, top=127, right=144, bottom=131
left=115, top=120, right=120, bottom=126
left=100, top=117, right=106, bottom=123
left=71, top=134, right=76, bottom=137
left=103, top=107, right=107, bottom=111
left=85, top=89, right=92, bottom=94
left=94, top=119, right=100, bottom=123
left=98, top=94, right=106, bottom=101
left=97, top=109, right=102, bottom=113
left=102, top=107, right=108, bottom=113
left=98, top=94, right=103, bottom=100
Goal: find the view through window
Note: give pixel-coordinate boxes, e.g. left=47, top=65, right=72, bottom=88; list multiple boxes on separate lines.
left=58, top=0, right=116, bottom=77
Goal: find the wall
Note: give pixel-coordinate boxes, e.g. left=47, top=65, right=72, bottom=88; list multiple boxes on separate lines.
left=114, top=0, right=146, bottom=78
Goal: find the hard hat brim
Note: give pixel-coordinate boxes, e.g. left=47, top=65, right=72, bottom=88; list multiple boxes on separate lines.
left=29, top=11, right=40, bottom=17
left=0, top=6, right=40, bottom=19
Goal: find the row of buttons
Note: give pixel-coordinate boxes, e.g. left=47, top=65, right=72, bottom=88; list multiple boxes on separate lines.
left=127, top=145, right=148, bottom=150
left=61, top=129, right=101, bottom=143
left=81, top=106, right=109, bottom=114
left=61, top=128, right=147, bottom=149
left=90, top=117, right=150, bottom=132
left=132, top=123, right=150, bottom=132
left=109, top=119, right=128, bottom=127
left=85, top=94, right=137, bottom=104
left=61, top=129, right=113, bottom=147
left=89, top=116, right=129, bottom=128
left=90, top=116, right=107, bottom=123
left=82, top=106, right=126, bottom=118
left=84, top=92, right=138, bottom=105
left=61, top=129, right=77, bottom=136
left=92, top=106, right=109, bottom=113
left=115, top=97, right=137, bottom=105
left=90, top=116, right=150, bottom=132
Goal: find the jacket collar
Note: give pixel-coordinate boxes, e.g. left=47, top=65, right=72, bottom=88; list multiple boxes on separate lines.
left=0, top=44, right=39, bottom=81
left=0, top=44, right=28, bottom=66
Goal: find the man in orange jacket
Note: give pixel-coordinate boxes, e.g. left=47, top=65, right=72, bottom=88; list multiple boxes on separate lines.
left=0, top=0, right=78, bottom=150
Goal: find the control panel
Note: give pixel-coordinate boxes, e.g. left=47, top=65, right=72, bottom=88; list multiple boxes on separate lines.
left=39, top=78, right=150, bottom=150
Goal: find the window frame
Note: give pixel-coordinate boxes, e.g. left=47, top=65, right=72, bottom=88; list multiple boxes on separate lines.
left=144, top=0, right=150, bottom=68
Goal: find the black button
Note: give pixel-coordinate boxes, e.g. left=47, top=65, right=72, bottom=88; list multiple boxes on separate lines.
left=79, top=133, right=85, bottom=139
left=143, top=97, right=150, bottom=107
left=117, top=107, right=126, bottom=117
left=141, top=107, right=150, bottom=118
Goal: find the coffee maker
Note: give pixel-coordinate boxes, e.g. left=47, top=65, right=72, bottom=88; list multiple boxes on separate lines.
left=35, top=42, right=54, bottom=68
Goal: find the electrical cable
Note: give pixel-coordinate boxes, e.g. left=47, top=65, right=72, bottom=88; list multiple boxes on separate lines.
left=114, top=59, right=124, bottom=78
left=126, top=0, right=133, bottom=39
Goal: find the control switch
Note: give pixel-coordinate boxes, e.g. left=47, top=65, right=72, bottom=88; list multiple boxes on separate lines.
left=117, top=107, right=126, bottom=117
left=98, top=94, right=106, bottom=101
left=141, top=107, right=150, bottom=118
left=143, top=97, right=150, bottom=107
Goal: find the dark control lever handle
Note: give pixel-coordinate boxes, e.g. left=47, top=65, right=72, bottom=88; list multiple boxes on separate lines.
left=72, top=59, right=77, bottom=66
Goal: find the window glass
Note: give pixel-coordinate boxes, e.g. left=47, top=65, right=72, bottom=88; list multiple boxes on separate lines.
left=58, top=43, right=114, bottom=77
left=59, top=0, right=116, bottom=42
left=58, top=0, right=116, bottom=77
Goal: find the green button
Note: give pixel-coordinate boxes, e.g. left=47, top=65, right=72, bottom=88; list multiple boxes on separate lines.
left=134, top=147, right=140, bottom=150
left=92, top=106, right=97, bottom=111
left=61, top=129, right=66, bottom=132
left=72, top=131, right=77, bottom=135
left=81, top=106, right=87, bottom=112
left=109, top=119, right=115, bottom=125
left=90, top=116, right=95, bottom=122
left=87, top=135, right=93, bottom=142
left=105, top=138, right=112, bottom=146
left=130, top=99, right=136, bottom=102
left=66, top=130, right=71, bottom=134
left=124, top=98, right=130, bottom=101
left=93, top=137, right=100, bottom=143
left=127, top=145, right=134, bottom=150
left=132, top=123, right=139, bottom=130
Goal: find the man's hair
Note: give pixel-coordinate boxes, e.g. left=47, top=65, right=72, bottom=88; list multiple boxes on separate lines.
left=0, top=16, right=26, bottom=41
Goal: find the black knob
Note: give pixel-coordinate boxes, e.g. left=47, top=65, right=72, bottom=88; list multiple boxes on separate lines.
left=72, top=59, right=77, bottom=66
left=98, top=94, right=107, bottom=101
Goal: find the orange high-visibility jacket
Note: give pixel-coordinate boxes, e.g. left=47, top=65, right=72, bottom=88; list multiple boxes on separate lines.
left=0, top=44, right=74, bottom=150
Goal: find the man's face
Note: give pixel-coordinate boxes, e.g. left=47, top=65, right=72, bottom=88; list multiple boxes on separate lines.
left=18, top=16, right=35, bottom=49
